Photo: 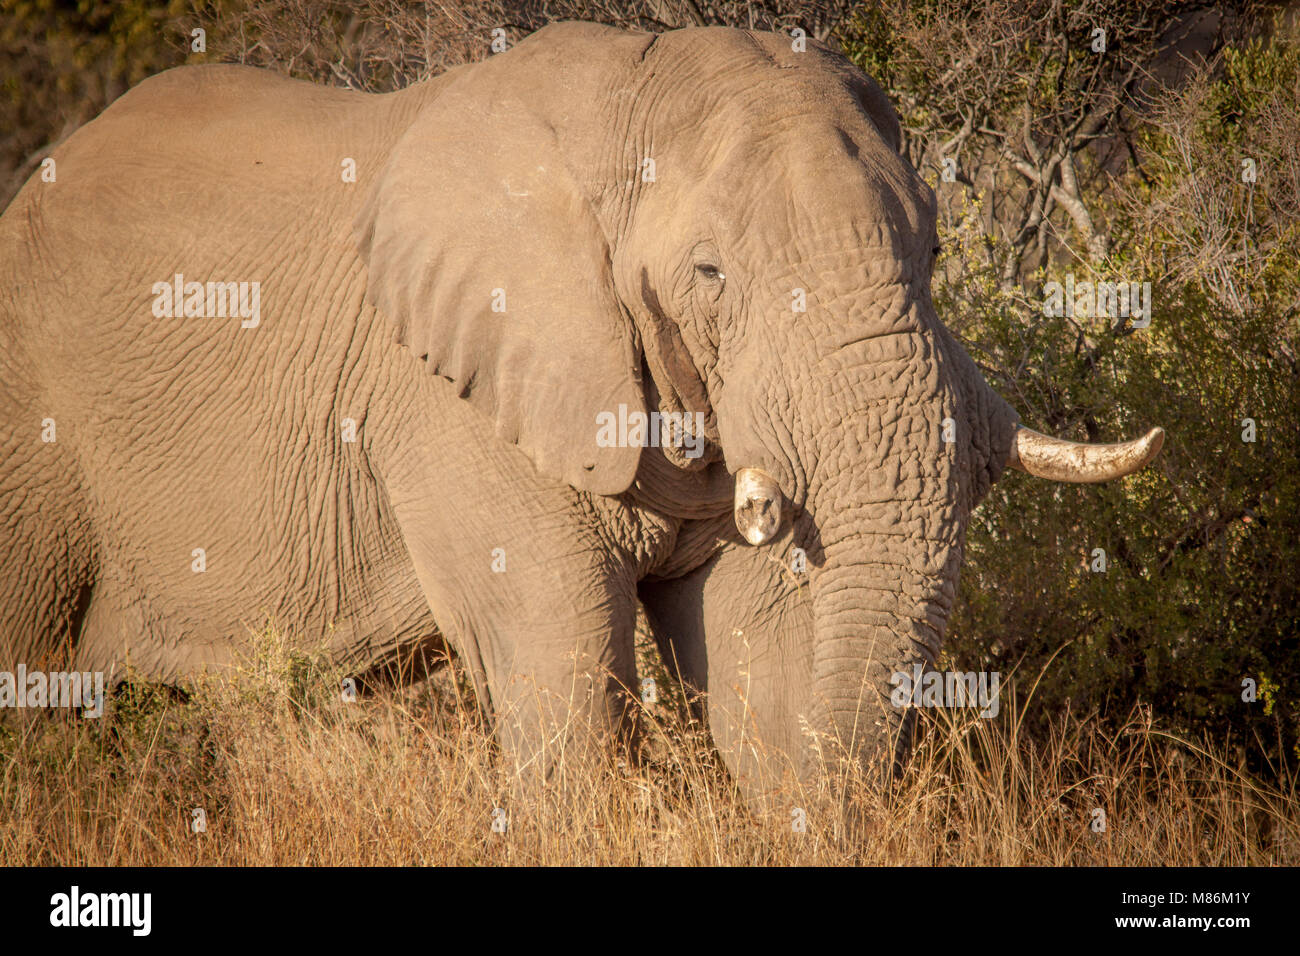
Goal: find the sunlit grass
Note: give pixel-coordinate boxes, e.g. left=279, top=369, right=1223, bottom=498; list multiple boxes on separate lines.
left=1, top=625, right=1294, bottom=866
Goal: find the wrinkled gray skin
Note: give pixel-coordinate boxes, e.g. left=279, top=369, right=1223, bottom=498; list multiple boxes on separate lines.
left=1, top=23, right=1105, bottom=789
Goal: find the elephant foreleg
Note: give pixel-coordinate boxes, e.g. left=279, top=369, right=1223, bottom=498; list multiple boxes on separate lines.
left=639, top=527, right=815, bottom=794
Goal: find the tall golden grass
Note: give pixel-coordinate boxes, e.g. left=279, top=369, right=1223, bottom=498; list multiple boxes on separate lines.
left=2, top=625, right=1295, bottom=865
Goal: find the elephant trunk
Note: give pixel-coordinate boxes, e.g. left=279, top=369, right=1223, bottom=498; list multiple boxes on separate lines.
left=791, top=334, right=1011, bottom=777
left=802, top=504, right=959, bottom=775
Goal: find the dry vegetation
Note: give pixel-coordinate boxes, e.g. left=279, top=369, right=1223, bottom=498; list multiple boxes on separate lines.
left=1, top=627, right=1295, bottom=865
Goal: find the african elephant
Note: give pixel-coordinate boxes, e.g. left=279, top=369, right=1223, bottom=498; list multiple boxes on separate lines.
left=0, top=22, right=1161, bottom=787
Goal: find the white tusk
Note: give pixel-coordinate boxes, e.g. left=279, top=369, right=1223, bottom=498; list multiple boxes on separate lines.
left=1006, top=425, right=1165, bottom=483
left=734, top=467, right=784, bottom=545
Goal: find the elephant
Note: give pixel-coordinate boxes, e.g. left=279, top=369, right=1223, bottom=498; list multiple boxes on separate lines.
left=0, top=22, right=1162, bottom=788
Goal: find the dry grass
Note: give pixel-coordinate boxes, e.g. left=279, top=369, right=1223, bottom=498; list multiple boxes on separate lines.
left=1, top=626, right=1295, bottom=865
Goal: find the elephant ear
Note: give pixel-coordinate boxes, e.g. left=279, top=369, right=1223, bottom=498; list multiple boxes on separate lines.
left=354, top=76, right=644, bottom=496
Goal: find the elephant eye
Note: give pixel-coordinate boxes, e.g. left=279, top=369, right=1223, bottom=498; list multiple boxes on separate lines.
left=696, top=263, right=724, bottom=283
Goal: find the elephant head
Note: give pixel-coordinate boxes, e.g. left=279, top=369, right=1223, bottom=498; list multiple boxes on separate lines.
left=355, top=23, right=1162, bottom=780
